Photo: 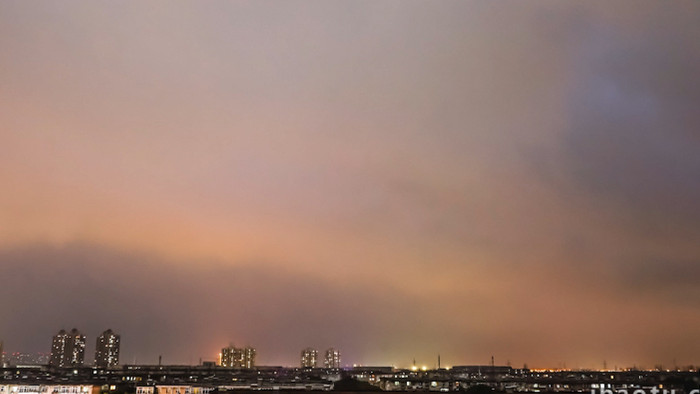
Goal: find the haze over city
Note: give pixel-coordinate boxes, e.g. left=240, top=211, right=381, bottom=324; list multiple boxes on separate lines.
left=1, top=1, right=699, bottom=370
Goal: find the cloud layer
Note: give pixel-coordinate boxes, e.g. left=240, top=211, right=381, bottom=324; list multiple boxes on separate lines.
left=1, top=1, right=699, bottom=369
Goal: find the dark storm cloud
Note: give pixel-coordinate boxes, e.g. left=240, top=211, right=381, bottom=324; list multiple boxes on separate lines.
left=522, top=8, right=700, bottom=314
left=549, top=8, right=700, bottom=288
left=0, top=243, right=424, bottom=366
left=561, top=6, right=700, bottom=227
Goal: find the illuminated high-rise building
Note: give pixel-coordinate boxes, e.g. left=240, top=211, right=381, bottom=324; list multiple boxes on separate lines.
left=49, top=328, right=86, bottom=368
left=220, top=345, right=256, bottom=368
left=221, top=345, right=236, bottom=367
left=300, top=347, right=318, bottom=368
left=324, top=348, right=341, bottom=369
left=94, top=329, right=120, bottom=368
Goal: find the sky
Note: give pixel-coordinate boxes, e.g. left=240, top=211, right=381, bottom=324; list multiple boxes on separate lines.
left=1, top=1, right=699, bottom=370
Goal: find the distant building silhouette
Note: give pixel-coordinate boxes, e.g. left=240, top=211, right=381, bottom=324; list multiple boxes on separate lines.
left=50, top=329, right=86, bottom=368
left=5, top=352, right=49, bottom=366
left=220, top=345, right=256, bottom=368
left=94, top=329, right=120, bottom=368
left=301, top=347, right=318, bottom=368
left=324, top=348, right=341, bottom=369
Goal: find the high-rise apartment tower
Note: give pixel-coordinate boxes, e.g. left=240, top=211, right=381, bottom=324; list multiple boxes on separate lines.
left=94, top=329, right=120, bottom=368
left=221, top=345, right=256, bottom=368
left=301, top=347, right=318, bottom=368
left=49, top=329, right=86, bottom=368
left=324, top=348, right=341, bottom=369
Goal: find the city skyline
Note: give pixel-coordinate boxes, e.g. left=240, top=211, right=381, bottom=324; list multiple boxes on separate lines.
left=3, top=328, right=699, bottom=371
left=1, top=1, right=700, bottom=371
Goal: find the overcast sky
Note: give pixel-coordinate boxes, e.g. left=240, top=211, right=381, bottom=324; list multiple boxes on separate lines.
left=1, top=1, right=699, bottom=369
